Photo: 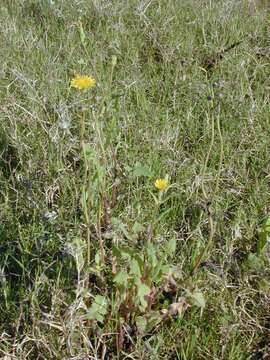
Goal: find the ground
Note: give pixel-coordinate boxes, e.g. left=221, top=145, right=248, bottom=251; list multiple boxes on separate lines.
left=0, top=0, right=270, bottom=359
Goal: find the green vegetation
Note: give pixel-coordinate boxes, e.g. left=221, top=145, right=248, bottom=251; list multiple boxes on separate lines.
left=1, top=0, right=270, bottom=358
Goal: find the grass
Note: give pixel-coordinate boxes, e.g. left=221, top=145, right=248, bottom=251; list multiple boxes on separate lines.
left=0, top=0, right=270, bottom=359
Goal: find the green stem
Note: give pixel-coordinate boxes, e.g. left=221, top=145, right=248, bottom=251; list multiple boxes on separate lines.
left=80, top=111, right=91, bottom=265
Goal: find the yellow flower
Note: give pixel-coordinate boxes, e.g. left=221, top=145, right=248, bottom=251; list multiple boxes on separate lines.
left=155, top=178, right=169, bottom=191
left=71, top=75, right=96, bottom=90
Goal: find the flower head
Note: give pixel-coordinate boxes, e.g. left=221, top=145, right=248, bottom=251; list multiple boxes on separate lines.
left=155, top=178, right=169, bottom=191
left=71, top=75, right=96, bottom=90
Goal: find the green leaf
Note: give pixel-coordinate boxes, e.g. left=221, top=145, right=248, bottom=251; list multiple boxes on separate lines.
left=146, top=311, right=162, bottom=331
left=132, top=163, right=153, bottom=177
left=111, top=55, right=117, bottom=67
left=136, top=312, right=162, bottom=334
left=111, top=218, right=133, bottom=240
left=257, top=216, right=270, bottom=254
left=152, top=262, right=168, bottom=283
left=130, top=258, right=141, bottom=278
left=132, top=222, right=144, bottom=234
left=82, top=143, right=94, bottom=161
left=132, top=254, right=144, bottom=272
left=78, top=20, right=87, bottom=48
left=258, top=279, right=270, bottom=295
left=146, top=243, right=158, bottom=268
left=66, top=237, right=85, bottom=273
left=87, top=295, right=108, bottom=323
left=113, top=271, right=129, bottom=285
left=246, top=253, right=265, bottom=270
left=94, top=252, right=102, bottom=268
left=164, top=238, right=176, bottom=256
left=117, top=245, right=136, bottom=258
left=81, top=189, right=88, bottom=209
left=189, top=291, right=206, bottom=309
left=136, top=316, right=147, bottom=334
left=112, top=244, right=133, bottom=261
left=137, top=282, right=151, bottom=310
left=112, top=245, right=122, bottom=259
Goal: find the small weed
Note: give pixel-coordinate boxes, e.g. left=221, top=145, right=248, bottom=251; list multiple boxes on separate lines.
left=0, top=0, right=270, bottom=358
